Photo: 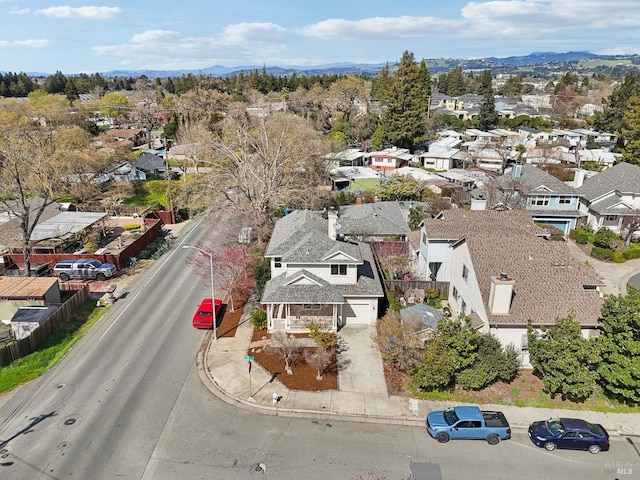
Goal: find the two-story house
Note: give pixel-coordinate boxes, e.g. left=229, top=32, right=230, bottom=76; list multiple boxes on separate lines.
left=261, top=210, right=384, bottom=332
left=419, top=209, right=604, bottom=366
left=505, top=163, right=585, bottom=236
left=575, top=162, right=640, bottom=237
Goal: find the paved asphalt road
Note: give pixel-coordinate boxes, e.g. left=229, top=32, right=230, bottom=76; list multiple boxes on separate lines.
left=0, top=218, right=638, bottom=480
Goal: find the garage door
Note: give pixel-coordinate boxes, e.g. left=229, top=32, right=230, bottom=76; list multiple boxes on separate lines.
left=342, top=302, right=370, bottom=325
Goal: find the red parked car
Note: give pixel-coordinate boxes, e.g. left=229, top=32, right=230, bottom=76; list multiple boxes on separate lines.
left=192, top=298, right=222, bottom=329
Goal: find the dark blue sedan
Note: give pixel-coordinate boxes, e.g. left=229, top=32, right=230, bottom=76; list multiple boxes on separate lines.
left=528, top=418, right=610, bottom=454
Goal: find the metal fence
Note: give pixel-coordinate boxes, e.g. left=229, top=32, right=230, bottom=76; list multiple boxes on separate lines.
left=0, top=285, right=90, bottom=368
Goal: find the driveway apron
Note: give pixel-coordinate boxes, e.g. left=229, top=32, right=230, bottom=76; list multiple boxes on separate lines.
left=338, top=325, right=388, bottom=395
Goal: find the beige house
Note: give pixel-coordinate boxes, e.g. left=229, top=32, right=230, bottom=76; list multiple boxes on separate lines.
left=0, top=277, right=61, bottom=325
left=420, top=210, right=605, bottom=366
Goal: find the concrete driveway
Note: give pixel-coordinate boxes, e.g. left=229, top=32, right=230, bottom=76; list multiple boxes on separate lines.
left=337, top=325, right=388, bottom=395
left=566, top=240, right=640, bottom=295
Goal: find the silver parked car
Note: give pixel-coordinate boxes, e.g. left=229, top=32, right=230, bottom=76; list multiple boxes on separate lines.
left=53, top=259, right=116, bottom=282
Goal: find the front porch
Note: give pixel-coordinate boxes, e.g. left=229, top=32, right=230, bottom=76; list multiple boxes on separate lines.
left=267, top=303, right=340, bottom=332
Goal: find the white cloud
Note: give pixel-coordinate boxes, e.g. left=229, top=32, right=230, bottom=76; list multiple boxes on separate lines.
left=9, top=7, right=30, bottom=15
left=461, top=1, right=640, bottom=36
left=298, top=16, right=461, bottom=40
left=92, top=23, right=288, bottom=69
left=0, top=39, right=49, bottom=48
left=34, top=6, right=123, bottom=20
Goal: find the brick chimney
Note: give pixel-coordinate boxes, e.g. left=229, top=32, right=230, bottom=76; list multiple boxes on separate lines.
left=488, top=272, right=515, bottom=315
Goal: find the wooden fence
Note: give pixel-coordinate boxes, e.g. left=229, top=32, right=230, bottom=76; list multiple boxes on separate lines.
left=0, top=285, right=90, bottom=368
left=7, top=217, right=163, bottom=271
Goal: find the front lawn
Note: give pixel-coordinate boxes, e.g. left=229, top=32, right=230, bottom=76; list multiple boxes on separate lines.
left=0, top=303, right=108, bottom=393
left=122, top=180, right=169, bottom=208
left=404, top=369, right=639, bottom=414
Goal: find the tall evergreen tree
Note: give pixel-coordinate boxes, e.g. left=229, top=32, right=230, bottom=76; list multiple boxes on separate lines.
left=446, top=66, right=465, bottom=96
left=592, top=71, right=640, bottom=147
left=620, top=95, right=640, bottom=165
left=477, top=70, right=499, bottom=131
left=597, top=287, right=640, bottom=404
left=379, top=51, right=431, bottom=150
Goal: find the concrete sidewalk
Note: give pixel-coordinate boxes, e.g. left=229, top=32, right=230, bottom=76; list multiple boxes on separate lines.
left=198, top=309, right=640, bottom=438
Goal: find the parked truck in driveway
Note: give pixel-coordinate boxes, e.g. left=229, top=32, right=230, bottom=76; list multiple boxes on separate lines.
left=426, top=405, right=511, bottom=445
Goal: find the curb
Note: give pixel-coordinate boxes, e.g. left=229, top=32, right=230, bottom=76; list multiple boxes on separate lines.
left=196, top=342, right=541, bottom=434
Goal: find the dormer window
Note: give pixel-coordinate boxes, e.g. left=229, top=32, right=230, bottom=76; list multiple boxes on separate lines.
left=331, top=264, right=347, bottom=276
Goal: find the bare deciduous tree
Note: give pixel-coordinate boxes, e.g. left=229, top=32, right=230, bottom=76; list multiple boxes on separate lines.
left=197, top=108, right=327, bottom=236
left=304, top=349, right=332, bottom=380
left=0, top=104, right=90, bottom=274
left=269, top=331, right=302, bottom=375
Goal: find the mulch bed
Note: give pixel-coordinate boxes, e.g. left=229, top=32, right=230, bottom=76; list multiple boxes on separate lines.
left=213, top=298, right=338, bottom=391
left=249, top=327, right=338, bottom=391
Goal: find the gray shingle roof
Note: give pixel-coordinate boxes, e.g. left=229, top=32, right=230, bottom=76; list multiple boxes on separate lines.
left=503, top=164, right=577, bottom=195
left=337, top=201, right=410, bottom=237
left=587, top=195, right=635, bottom=215
left=577, top=162, right=640, bottom=201
left=261, top=210, right=384, bottom=304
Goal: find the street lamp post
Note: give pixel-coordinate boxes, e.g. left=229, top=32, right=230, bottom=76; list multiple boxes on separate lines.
left=183, top=245, right=217, bottom=340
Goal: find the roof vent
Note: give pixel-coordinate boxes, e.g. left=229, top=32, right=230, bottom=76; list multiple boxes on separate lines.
left=499, top=272, right=509, bottom=281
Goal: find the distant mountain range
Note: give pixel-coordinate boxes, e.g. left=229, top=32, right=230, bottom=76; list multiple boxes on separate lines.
left=10, top=51, right=640, bottom=78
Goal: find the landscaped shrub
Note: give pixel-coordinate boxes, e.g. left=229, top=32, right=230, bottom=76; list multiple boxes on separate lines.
left=386, top=289, right=402, bottom=311
left=593, top=227, right=619, bottom=249
left=575, top=233, right=589, bottom=244
left=250, top=308, right=267, bottom=330
left=591, top=246, right=614, bottom=261
left=622, top=249, right=640, bottom=260
left=124, top=223, right=141, bottom=231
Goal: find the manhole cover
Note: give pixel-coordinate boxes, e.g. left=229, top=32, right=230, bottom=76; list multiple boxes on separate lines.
left=58, top=415, right=82, bottom=430
left=249, top=463, right=266, bottom=475
left=619, top=425, right=636, bottom=435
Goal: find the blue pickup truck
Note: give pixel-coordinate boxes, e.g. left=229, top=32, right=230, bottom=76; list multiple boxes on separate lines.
left=426, top=406, right=511, bottom=445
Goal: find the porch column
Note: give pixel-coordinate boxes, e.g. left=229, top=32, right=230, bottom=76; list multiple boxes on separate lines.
left=285, top=304, right=291, bottom=330
left=267, top=304, right=274, bottom=330
left=332, top=305, right=337, bottom=330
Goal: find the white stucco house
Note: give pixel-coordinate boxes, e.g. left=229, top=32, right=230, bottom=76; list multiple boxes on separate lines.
left=575, top=162, right=640, bottom=237
left=418, top=209, right=604, bottom=366
left=261, top=210, right=384, bottom=332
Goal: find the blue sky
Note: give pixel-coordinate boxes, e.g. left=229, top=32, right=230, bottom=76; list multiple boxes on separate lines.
left=1, top=0, right=639, bottom=74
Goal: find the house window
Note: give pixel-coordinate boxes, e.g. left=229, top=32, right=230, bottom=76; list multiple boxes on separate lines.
left=422, top=232, right=426, bottom=245
left=302, top=304, right=321, bottom=312
left=462, top=264, right=469, bottom=281
left=274, top=257, right=282, bottom=268
left=331, top=264, right=347, bottom=276
left=529, top=195, right=550, bottom=206
left=460, top=299, right=466, bottom=315
left=558, top=196, right=571, bottom=204
left=452, top=286, right=459, bottom=299
left=604, top=215, right=617, bottom=221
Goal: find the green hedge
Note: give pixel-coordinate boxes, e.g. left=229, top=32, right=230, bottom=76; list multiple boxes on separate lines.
left=576, top=233, right=589, bottom=244
left=622, top=249, right=640, bottom=260
left=591, top=246, right=614, bottom=261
